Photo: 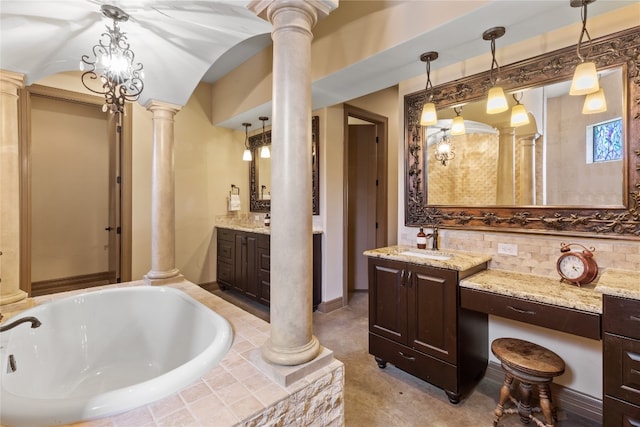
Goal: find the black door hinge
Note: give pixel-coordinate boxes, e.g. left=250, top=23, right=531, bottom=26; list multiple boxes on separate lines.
left=116, top=227, right=121, bottom=234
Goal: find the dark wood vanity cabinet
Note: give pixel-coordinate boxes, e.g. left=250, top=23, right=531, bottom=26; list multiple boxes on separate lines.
left=216, top=227, right=321, bottom=310
left=603, top=294, right=640, bottom=426
left=368, top=257, right=488, bottom=403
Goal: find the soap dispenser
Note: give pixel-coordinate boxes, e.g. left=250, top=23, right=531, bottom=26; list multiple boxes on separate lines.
left=416, top=227, right=427, bottom=249
left=264, top=213, right=270, bottom=227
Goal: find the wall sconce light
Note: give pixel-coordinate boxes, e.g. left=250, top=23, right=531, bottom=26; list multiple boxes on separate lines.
left=450, top=107, right=466, bottom=136
left=583, top=88, right=607, bottom=114
left=420, top=51, right=439, bottom=126
left=483, top=26, right=508, bottom=114
left=435, top=132, right=455, bottom=166
left=569, top=0, right=599, bottom=96
left=259, top=116, right=271, bottom=158
left=510, top=93, right=530, bottom=127
left=80, top=5, right=144, bottom=114
left=242, top=123, right=252, bottom=161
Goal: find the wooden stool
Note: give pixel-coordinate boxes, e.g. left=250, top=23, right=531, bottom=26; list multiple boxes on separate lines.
left=491, top=338, right=565, bottom=427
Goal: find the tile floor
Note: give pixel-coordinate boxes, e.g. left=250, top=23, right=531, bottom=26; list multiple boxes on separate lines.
left=210, top=287, right=601, bottom=427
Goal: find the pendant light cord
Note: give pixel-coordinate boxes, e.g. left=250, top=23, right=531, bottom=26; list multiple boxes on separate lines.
left=489, top=37, right=500, bottom=85
left=576, top=1, right=593, bottom=62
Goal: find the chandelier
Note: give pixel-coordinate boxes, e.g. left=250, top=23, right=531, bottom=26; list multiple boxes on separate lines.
left=80, top=5, right=144, bottom=113
left=435, top=132, right=455, bottom=166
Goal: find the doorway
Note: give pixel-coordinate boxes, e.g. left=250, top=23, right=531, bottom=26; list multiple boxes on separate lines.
left=344, top=104, right=388, bottom=296
left=19, top=85, right=132, bottom=296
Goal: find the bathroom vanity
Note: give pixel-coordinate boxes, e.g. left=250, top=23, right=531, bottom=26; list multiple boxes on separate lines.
left=216, top=226, right=322, bottom=310
left=364, top=246, right=491, bottom=403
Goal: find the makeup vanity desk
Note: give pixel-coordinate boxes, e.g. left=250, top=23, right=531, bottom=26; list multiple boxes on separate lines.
left=460, top=268, right=640, bottom=425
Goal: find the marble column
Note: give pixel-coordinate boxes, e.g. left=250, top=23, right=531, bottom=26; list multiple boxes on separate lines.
left=0, top=70, right=27, bottom=305
left=250, top=0, right=336, bottom=366
left=496, top=127, right=515, bottom=205
left=144, top=100, right=183, bottom=285
left=517, top=133, right=541, bottom=205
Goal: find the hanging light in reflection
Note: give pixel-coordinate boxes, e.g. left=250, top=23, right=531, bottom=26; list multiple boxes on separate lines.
left=259, top=116, right=271, bottom=158
left=419, top=51, right=439, bottom=126
left=510, top=92, right=530, bottom=127
left=435, top=132, right=455, bottom=166
left=450, top=107, right=466, bottom=136
left=242, top=123, right=252, bottom=161
left=80, top=5, right=144, bottom=114
left=582, top=88, right=607, bottom=114
left=569, top=0, right=600, bottom=96
left=483, top=27, right=508, bottom=114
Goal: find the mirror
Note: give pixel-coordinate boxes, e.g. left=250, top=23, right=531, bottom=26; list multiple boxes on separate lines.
left=404, top=26, right=640, bottom=236
left=250, top=116, right=320, bottom=214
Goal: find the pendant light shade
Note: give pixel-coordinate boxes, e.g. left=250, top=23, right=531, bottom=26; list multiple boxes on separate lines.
left=486, top=86, right=509, bottom=114
left=570, top=61, right=599, bottom=95
left=419, top=51, right=439, bottom=126
left=510, top=93, right=530, bottom=127
left=242, top=122, right=252, bottom=161
left=260, top=145, right=271, bottom=158
left=483, top=27, right=508, bottom=115
left=582, top=88, right=607, bottom=114
left=259, top=116, right=270, bottom=158
left=450, top=107, right=466, bottom=136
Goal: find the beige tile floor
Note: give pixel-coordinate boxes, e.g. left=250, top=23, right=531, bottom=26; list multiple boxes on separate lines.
left=209, top=287, right=601, bottom=427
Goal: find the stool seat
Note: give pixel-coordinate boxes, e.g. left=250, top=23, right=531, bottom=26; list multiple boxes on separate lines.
left=491, top=338, right=566, bottom=427
left=492, top=338, right=565, bottom=378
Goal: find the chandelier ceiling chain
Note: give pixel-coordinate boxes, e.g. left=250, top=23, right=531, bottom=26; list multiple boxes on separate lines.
left=80, top=5, right=144, bottom=113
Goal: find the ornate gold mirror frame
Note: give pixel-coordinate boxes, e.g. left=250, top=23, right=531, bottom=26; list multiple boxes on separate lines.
left=404, top=26, right=640, bottom=237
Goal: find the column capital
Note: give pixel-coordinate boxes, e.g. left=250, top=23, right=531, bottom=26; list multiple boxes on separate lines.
left=249, top=0, right=337, bottom=23
left=0, top=70, right=25, bottom=96
left=144, top=99, right=182, bottom=115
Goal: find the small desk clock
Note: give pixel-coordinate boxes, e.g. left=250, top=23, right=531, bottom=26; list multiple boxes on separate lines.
left=556, top=242, right=598, bottom=287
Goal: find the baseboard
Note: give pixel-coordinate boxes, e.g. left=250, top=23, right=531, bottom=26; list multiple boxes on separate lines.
left=485, top=361, right=602, bottom=424
left=317, top=297, right=343, bottom=313
left=31, top=271, right=113, bottom=297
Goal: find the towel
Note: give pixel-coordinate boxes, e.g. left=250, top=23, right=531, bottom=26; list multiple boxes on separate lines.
left=229, top=194, right=241, bottom=211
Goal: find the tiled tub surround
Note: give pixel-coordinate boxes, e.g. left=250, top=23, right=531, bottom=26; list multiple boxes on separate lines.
left=0, top=281, right=344, bottom=427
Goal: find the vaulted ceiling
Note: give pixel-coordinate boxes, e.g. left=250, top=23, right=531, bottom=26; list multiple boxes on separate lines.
left=1, top=1, right=636, bottom=129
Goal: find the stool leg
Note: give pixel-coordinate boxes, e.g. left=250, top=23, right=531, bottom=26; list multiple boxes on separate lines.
left=538, top=383, right=554, bottom=427
left=518, top=381, right=533, bottom=424
left=494, top=373, right=514, bottom=426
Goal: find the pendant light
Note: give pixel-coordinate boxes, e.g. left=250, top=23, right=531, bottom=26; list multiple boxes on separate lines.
left=242, top=122, right=252, bottom=161
left=582, top=88, right=607, bottom=114
left=569, top=0, right=599, bottom=96
left=450, top=107, right=466, bottom=136
left=259, top=116, right=271, bottom=158
left=419, top=51, right=439, bottom=126
left=483, top=27, right=508, bottom=114
left=510, top=93, right=530, bottom=127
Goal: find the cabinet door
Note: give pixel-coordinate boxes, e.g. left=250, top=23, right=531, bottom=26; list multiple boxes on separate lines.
left=368, top=258, right=408, bottom=345
left=408, top=265, right=457, bottom=364
left=245, top=235, right=259, bottom=299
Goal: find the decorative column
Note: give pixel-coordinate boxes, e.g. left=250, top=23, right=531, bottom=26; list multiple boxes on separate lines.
left=496, top=127, right=515, bottom=205
left=144, top=100, right=183, bottom=285
left=250, top=0, right=336, bottom=366
left=517, top=133, right=541, bottom=205
left=0, top=70, right=27, bottom=305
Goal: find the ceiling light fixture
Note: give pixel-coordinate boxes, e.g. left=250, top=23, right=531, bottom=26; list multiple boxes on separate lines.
left=510, top=92, right=530, bottom=127
left=242, top=123, right=252, bottom=161
left=435, top=132, right=455, bottom=166
left=483, top=26, right=508, bottom=115
left=259, top=116, right=271, bottom=158
left=419, top=51, right=439, bottom=126
left=569, top=0, right=599, bottom=96
left=80, top=5, right=144, bottom=114
left=450, top=107, right=466, bottom=136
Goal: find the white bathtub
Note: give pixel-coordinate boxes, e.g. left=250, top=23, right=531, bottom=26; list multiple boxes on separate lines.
left=0, top=285, right=233, bottom=427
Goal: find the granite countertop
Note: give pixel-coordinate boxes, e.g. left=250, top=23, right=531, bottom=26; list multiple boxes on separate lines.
left=595, top=268, right=640, bottom=301
left=459, top=269, right=602, bottom=314
left=217, top=224, right=323, bottom=235
left=362, top=245, right=492, bottom=272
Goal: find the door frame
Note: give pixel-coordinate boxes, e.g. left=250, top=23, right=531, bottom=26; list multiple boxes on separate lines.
left=18, top=85, right=132, bottom=294
left=343, top=104, right=388, bottom=305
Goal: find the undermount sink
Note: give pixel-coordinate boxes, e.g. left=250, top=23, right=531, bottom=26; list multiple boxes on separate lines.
left=399, top=250, right=452, bottom=261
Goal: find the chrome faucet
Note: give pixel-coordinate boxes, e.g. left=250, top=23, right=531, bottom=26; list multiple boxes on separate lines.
left=426, top=227, right=439, bottom=250
left=0, top=316, right=42, bottom=333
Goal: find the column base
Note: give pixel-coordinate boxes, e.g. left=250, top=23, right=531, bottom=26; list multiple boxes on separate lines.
left=252, top=345, right=334, bottom=387
left=261, top=334, right=321, bottom=367
left=143, top=272, right=184, bottom=286
left=0, top=288, right=27, bottom=305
